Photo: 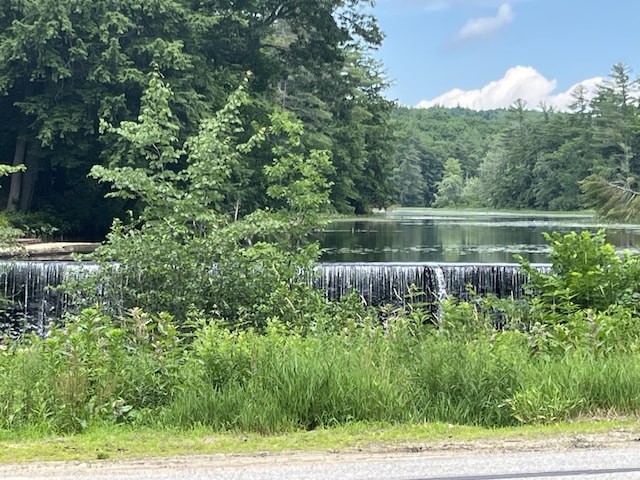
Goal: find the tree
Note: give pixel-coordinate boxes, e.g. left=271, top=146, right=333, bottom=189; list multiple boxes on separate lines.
left=589, top=63, right=640, bottom=177
left=495, top=99, right=539, bottom=208
left=392, top=137, right=427, bottom=206
left=0, top=0, right=390, bottom=236
left=459, top=176, right=485, bottom=207
left=580, top=174, right=640, bottom=222
left=328, top=50, right=396, bottom=212
left=86, top=72, right=333, bottom=327
left=475, top=138, right=508, bottom=208
left=580, top=64, right=640, bottom=220
left=529, top=107, right=595, bottom=210
left=433, top=158, right=464, bottom=208
left=0, top=0, right=214, bottom=235
left=390, top=106, right=504, bottom=207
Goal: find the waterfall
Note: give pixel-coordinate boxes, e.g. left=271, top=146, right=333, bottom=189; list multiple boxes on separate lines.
left=315, top=262, right=548, bottom=306
left=432, top=266, right=448, bottom=303
left=0, top=260, right=549, bottom=335
left=431, top=266, right=448, bottom=321
left=0, top=261, right=96, bottom=337
left=315, top=263, right=428, bottom=306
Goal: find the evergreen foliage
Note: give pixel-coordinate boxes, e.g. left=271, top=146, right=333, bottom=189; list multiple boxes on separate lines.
left=0, top=0, right=393, bottom=237
left=433, top=158, right=464, bottom=207
left=391, top=62, right=640, bottom=219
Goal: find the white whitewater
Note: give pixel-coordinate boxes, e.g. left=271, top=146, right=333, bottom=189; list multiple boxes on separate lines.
left=0, top=261, right=548, bottom=334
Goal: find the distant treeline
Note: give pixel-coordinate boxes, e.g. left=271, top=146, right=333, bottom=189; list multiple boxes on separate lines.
left=391, top=63, right=640, bottom=221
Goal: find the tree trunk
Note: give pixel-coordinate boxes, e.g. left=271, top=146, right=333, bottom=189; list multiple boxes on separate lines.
left=19, top=147, right=37, bottom=212
left=7, top=83, right=34, bottom=212
left=6, top=137, right=26, bottom=212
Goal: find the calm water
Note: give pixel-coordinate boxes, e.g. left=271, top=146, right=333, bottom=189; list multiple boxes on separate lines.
left=319, top=210, right=640, bottom=263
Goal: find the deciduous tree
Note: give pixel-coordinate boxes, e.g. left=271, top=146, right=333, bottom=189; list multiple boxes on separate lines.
left=87, top=72, right=333, bottom=327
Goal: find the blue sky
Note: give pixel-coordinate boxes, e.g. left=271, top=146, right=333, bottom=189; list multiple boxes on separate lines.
left=372, top=0, right=640, bottom=110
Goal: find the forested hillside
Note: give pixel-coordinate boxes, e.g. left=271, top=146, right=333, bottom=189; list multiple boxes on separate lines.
left=391, top=106, right=506, bottom=207
left=0, top=0, right=639, bottom=242
left=0, top=0, right=395, bottom=239
left=392, top=63, right=640, bottom=220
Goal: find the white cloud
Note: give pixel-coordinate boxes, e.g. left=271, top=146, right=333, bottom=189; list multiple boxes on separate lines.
left=453, top=3, right=514, bottom=42
left=416, top=66, right=603, bottom=111
left=544, top=77, right=603, bottom=111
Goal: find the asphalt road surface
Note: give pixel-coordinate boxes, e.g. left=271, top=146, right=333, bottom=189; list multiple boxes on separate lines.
left=2, top=447, right=640, bottom=480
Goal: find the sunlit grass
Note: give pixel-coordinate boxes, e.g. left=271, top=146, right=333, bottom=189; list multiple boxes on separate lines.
left=1, top=419, right=638, bottom=463
left=3, top=313, right=640, bottom=444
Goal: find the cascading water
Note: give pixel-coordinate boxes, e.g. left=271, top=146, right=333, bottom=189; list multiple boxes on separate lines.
left=432, top=266, right=448, bottom=320
left=314, top=262, right=546, bottom=306
left=315, top=263, right=430, bottom=306
left=432, top=266, right=448, bottom=303
left=0, top=261, right=96, bottom=337
left=0, top=260, right=549, bottom=335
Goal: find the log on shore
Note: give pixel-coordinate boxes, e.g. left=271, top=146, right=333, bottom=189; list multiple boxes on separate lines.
left=0, top=242, right=101, bottom=259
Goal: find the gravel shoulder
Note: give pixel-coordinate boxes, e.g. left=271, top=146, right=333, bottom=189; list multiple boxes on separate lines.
left=2, top=427, right=639, bottom=478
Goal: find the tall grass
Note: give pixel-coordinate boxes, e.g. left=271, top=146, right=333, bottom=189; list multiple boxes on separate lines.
left=163, top=315, right=640, bottom=432
left=2, top=305, right=640, bottom=436
left=165, top=319, right=414, bottom=432
left=0, top=307, right=189, bottom=433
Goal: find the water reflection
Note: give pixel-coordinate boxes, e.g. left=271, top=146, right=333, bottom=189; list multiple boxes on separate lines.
left=319, top=210, right=640, bottom=263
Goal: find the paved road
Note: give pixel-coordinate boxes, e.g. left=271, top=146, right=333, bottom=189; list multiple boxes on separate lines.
left=2, top=448, right=639, bottom=480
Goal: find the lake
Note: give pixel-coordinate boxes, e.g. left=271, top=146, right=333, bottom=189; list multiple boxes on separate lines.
left=318, top=209, right=640, bottom=263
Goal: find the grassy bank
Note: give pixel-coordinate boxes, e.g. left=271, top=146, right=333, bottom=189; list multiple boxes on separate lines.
left=2, top=419, right=639, bottom=463
left=1, top=303, right=640, bottom=439
left=2, top=230, right=640, bottom=462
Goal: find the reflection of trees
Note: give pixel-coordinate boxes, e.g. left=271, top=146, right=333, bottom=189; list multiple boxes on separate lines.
left=321, top=216, right=640, bottom=263
left=435, top=222, right=544, bottom=263
left=388, top=221, right=439, bottom=262
left=320, top=220, right=403, bottom=261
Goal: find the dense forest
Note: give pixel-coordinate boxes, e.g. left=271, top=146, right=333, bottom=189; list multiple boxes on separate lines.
left=0, top=0, right=639, bottom=240
left=392, top=63, right=640, bottom=221
left=0, top=0, right=395, bottom=239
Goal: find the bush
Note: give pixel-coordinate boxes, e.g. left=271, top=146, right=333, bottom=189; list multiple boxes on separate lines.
left=0, top=307, right=188, bottom=433
left=77, top=72, right=333, bottom=329
left=6, top=211, right=66, bottom=241
left=519, top=230, right=640, bottom=314
left=510, top=230, right=640, bottom=356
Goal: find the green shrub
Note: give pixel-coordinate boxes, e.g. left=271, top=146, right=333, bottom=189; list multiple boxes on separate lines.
left=519, top=230, right=640, bottom=314
left=0, top=307, right=188, bottom=433
left=79, top=73, right=333, bottom=329
left=530, top=305, right=640, bottom=357
left=6, top=211, right=66, bottom=241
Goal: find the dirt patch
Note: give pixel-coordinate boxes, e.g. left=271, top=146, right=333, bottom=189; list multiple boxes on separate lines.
left=385, top=427, right=640, bottom=454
